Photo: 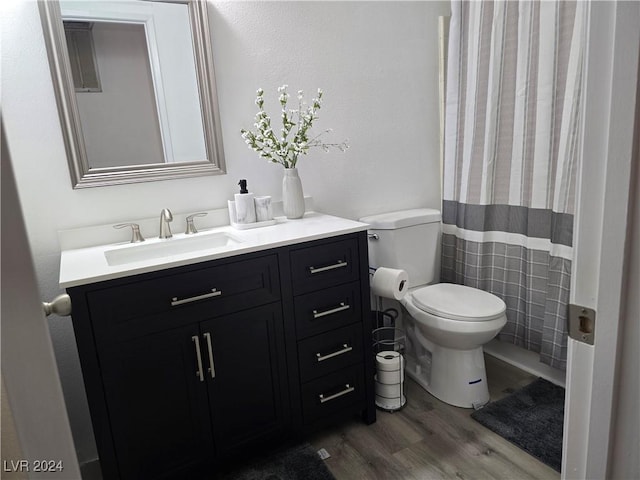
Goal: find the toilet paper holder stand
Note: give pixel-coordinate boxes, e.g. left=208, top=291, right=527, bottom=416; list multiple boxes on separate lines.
left=372, top=326, right=407, bottom=412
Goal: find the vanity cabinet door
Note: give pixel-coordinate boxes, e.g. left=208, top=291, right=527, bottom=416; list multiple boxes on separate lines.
left=99, top=323, right=214, bottom=480
left=200, top=303, right=289, bottom=459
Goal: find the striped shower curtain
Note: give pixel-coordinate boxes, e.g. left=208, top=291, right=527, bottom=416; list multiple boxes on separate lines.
left=441, top=1, right=585, bottom=370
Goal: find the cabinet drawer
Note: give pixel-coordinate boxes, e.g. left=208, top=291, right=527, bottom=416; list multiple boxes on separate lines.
left=88, top=255, right=280, bottom=337
left=301, top=365, right=365, bottom=424
left=289, top=238, right=359, bottom=295
left=294, top=282, right=361, bottom=338
left=298, top=324, right=363, bottom=382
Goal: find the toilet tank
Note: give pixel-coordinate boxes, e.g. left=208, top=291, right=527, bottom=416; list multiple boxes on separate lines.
left=359, top=209, right=442, bottom=289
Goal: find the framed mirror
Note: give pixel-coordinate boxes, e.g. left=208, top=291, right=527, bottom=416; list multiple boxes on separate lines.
left=39, top=0, right=226, bottom=188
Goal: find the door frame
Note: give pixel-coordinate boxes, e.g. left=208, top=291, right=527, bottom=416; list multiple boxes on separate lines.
left=562, top=1, right=640, bottom=478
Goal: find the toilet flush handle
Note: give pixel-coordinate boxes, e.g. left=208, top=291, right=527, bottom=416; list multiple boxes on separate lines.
left=368, top=233, right=379, bottom=240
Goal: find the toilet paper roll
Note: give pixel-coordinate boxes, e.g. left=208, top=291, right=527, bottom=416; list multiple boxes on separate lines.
left=375, top=382, right=405, bottom=399
left=371, top=267, right=409, bottom=300
left=375, top=350, right=403, bottom=371
left=376, top=367, right=405, bottom=384
left=375, top=392, right=406, bottom=410
left=375, top=351, right=405, bottom=383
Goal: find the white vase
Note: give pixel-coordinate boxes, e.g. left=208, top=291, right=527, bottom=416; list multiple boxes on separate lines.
left=282, top=168, right=305, bottom=219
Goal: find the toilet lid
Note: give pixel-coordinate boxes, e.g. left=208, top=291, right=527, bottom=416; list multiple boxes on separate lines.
left=411, top=284, right=506, bottom=321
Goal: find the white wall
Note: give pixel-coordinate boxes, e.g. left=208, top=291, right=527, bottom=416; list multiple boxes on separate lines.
left=1, top=0, right=448, bottom=463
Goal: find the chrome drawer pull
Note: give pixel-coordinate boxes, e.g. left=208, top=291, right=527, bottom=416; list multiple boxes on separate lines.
left=192, top=336, right=204, bottom=382
left=308, top=260, right=347, bottom=274
left=316, top=344, right=353, bottom=362
left=319, top=384, right=355, bottom=404
left=171, top=289, right=221, bottom=307
left=203, top=332, right=216, bottom=379
left=313, top=302, right=350, bottom=319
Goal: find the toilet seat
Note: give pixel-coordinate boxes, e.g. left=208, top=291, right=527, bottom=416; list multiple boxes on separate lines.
left=411, top=283, right=506, bottom=322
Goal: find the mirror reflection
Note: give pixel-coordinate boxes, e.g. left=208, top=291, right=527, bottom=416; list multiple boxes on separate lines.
left=40, top=0, right=226, bottom=188
left=65, top=20, right=166, bottom=168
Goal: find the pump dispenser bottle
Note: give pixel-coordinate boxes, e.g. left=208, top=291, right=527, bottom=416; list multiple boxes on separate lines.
left=234, top=179, right=256, bottom=223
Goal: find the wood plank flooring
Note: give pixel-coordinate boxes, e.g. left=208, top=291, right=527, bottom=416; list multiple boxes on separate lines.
left=308, top=354, right=561, bottom=480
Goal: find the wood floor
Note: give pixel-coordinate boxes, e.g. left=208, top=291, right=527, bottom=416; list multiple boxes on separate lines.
left=308, top=354, right=561, bottom=480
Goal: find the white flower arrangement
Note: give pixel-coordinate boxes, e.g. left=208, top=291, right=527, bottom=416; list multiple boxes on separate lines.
left=240, top=85, right=348, bottom=169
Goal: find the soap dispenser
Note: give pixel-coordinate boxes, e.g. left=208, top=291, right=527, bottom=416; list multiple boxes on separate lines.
left=234, top=179, right=256, bottom=223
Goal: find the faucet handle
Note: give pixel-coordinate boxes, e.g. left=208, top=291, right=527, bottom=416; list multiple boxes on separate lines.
left=185, top=212, right=208, bottom=235
left=114, top=223, right=145, bottom=243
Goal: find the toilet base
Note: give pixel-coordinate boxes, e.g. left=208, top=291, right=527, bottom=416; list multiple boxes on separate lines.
left=406, top=333, right=490, bottom=409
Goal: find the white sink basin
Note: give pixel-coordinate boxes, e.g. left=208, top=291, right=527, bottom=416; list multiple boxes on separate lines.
left=104, top=232, right=242, bottom=266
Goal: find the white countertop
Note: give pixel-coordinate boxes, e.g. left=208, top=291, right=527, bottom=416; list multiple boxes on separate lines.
left=59, top=212, right=369, bottom=288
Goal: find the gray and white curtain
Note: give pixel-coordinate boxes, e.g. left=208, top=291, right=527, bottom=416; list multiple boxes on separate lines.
left=441, top=0, right=585, bottom=370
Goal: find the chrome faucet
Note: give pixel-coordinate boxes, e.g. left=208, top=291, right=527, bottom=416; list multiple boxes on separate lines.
left=159, top=209, right=173, bottom=239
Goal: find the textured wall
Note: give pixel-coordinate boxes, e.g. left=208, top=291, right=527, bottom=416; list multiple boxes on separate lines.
left=2, top=0, right=449, bottom=463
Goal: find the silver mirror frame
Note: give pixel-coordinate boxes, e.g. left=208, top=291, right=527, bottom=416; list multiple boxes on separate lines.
left=39, top=0, right=226, bottom=188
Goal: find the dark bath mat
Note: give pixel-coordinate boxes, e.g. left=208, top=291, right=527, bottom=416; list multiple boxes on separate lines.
left=215, top=442, right=335, bottom=480
left=471, top=378, right=565, bottom=472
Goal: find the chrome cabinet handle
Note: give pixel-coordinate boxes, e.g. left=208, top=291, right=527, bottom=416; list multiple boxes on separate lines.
left=316, top=344, right=353, bottom=362
left=192, top=336, right=204, bottom=382
left=319, top=384, right=355, bottom=404
left=203, top=332, right=216, bottom=379
left=313, top=302, right=350, bottom=319
left=171, top=289, right=221, bottom=307
left=308, top=260, right=348, bottom=274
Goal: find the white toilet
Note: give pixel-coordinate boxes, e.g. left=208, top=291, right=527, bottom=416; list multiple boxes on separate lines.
left=360, top=209, right=507, bottom=408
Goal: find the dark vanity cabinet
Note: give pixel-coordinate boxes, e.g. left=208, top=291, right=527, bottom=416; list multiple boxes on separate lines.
left=67, top=232, right=375, bottom=479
